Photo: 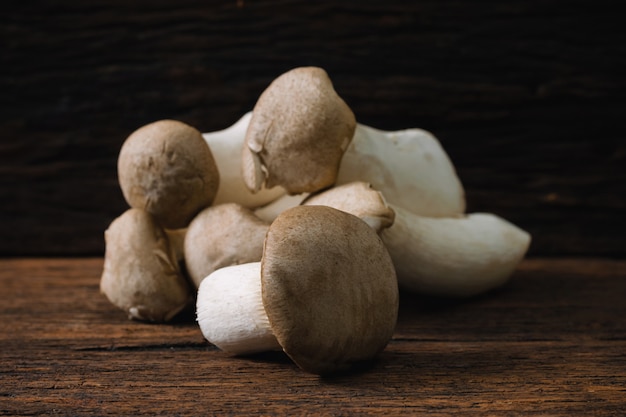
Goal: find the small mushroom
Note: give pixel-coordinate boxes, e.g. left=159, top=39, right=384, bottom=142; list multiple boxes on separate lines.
left=202, top=112, right=287, bottom=208
left=242, top=67, right=356, bottom=195
left=304, top=182, right=531, bottom=297
left=100, top=208, right=193, bottom=322
left=302, top=181, right=394, bottom=232
left=184, top=203, right=269, bottom=288
left=197, top=205, right=399, bottom=375
left=118, top=119, right=220, bottom=229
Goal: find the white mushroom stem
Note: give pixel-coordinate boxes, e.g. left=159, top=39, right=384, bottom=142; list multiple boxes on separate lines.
left=202, top=113, right=286, bottom=208
left=381, top=206, right=531, bottom=297
left=196, top=262, right=281, bottom=355
left=337, top=123, right=466, bottom=217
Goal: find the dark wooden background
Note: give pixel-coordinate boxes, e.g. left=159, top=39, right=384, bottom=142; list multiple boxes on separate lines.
left=1, top=0, right=625, bottom=257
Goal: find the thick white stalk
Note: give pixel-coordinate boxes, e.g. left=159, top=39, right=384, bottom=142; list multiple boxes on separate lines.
left=337, top=124, right=466, bottom=217
left=196, top=262, right=281, bottom=355
left=202, top=113, right=286, bottom=208
left=381, top=206, right=531, bottom=297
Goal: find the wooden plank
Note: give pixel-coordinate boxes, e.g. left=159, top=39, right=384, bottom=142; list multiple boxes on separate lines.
left=1, top=1, right=625, bottom=257
left=1, top=258, right=625, bottom=415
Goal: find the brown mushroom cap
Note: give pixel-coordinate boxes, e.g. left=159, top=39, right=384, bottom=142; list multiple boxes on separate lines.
left=302, top=181, right=395, bottom=233
left=118, top=119, right=220, bottom=229
left=184, top=203, right=269, bottom=288
left=100, top=208, right=193, bottom=322
left=261, top=205, right=398, bottom=375
left=242, top=67, right=356, bottom=195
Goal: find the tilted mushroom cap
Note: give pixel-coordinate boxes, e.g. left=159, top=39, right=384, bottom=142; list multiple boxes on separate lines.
left=302, top=181, right=395, bottom=232
left=242, top=67, right=356, bottom=195
left=118, top=119, right=220, bottom=229
left=261, top=205, right=399, bottom=375
left=184, top=203, right=269, bottom=288
left=100, top=208, right=193, bottom=322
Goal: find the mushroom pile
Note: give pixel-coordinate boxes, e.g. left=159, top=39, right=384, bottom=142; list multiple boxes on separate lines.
left=101, top=66, right=531, bottom=375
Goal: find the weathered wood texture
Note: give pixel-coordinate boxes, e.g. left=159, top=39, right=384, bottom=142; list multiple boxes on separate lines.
left=1, top=257, right=624, bottom=415
left=1, top=1, right=625, bottom=256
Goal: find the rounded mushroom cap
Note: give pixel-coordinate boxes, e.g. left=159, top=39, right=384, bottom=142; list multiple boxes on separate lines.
left=242, top=67, right=356, bottom=195
left=100, top=208, right=192, bottom=322
left=184, top=203, right=269, bottom=288
left=118, top=119, right=220, bottom=229
left=261, top=205, right=399, bottom=375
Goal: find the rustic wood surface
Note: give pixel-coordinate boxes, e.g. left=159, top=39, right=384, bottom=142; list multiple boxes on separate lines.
left=1, top=257, right=624, bottom=415
left=1, top=1, right=625, bottom=257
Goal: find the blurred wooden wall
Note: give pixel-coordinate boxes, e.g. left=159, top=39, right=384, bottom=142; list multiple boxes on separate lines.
left=1, top=0, right=624, bottom=256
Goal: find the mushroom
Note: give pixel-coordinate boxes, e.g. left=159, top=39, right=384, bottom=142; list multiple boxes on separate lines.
left=202, top=112, right=287, bottom=208
left=100, top=208, right=193, bottom=322
left=225, top=114, right=465, bottom=222
left=118, top=119, right=220, bottom=229
left=196, top=205, right=399, bottom=375
left=336, top=123, right=466, bottom=217
left=242, top=67, right=356, bottom=195
left=304, top=182, right=531, bottom=297
left=184, top=203, right=269, bottom=288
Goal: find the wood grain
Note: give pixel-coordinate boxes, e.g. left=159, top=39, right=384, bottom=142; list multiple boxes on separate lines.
left=1, top=258, right=625, bottom=415
left=1, top=1, right=625, bottom=257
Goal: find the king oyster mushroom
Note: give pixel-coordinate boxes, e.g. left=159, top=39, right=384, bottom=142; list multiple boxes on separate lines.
left=196, top=205, right=399, bottom=375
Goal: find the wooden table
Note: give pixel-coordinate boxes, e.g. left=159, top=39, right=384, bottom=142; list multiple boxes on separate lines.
left=1, top=257, right=624, bottom=415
